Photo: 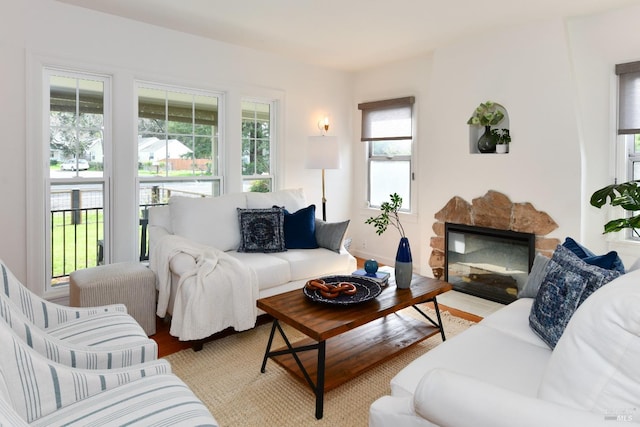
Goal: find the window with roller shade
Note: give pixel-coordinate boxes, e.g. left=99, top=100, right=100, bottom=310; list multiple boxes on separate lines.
left=615, top=61, right=640, bottom=240
left=358, top=96, right=414, bottom=210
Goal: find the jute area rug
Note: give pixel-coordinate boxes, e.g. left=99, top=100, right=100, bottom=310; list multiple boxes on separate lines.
left=165, top=305, right=475, bottom=427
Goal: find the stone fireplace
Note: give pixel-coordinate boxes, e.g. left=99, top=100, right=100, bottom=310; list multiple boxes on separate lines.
left=429, top=191, right=560, bottom=302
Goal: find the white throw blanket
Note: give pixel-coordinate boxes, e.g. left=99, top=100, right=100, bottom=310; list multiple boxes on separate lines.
left=150, top=234, right=259, bottom=341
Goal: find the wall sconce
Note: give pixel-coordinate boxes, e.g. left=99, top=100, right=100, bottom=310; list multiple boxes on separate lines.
left=318, top=116, right=330, bottom=134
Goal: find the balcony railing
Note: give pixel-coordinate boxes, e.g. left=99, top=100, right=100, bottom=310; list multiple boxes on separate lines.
left=50, top=204, right=164, bottom=282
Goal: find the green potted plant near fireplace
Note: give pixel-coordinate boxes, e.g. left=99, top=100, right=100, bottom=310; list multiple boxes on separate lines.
left=365, top=193, right=412, bottom=289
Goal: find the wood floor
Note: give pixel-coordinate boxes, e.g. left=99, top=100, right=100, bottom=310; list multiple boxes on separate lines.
left=151, top=259, right=482, bottom=358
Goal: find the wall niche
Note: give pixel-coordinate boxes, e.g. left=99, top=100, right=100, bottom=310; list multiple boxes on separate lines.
left=468, top=103, right=510, bottom=154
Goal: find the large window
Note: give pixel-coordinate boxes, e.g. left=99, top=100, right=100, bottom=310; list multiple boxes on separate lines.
left=137, top=83, right=221, bottom=203
left=358, top=97, right=415, bottom=209
left=46, top=69, right=110, bottom=287
left=242, top=99, right=274, bottom=192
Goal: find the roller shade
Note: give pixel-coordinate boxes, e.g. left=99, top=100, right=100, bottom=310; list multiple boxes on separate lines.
left=358, top=96, right=414, bottom=141
left=616, top=61, right=640, bottom=134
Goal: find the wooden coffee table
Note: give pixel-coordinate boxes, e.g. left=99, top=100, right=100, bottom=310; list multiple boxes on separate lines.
left=258, top=272, right=452, bottom=419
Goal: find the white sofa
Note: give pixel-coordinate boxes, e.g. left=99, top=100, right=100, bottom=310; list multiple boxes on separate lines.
left=148, top=188, right=356, bottom=340
left=369, top=267, right=640, bottom=427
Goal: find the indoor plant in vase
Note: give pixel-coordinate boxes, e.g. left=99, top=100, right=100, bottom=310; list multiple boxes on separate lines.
left=492, top=128, right=511, bottom=154
left=365, top=193, right=413, bottom=289
left=467, top=101, right=505, bottom=153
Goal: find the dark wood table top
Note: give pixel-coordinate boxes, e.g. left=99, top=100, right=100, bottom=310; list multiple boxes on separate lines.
left=257, top=274, right=452, bottom=342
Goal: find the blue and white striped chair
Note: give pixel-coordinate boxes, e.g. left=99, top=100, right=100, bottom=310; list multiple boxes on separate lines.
left=0, top=260, right=157, bottom=367
left=0, top=317, right=217, bottom=426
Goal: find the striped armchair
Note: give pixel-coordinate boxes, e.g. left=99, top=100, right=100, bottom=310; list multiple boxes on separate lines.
left=0, top=261, right=157, bottom=368
left=0, top=317, right=217, bottom=426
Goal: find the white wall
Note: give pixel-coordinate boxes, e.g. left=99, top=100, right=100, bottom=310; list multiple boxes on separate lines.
left=0, top=0, right=353, bottom=287
left=351, top=18, right=583, bottom=275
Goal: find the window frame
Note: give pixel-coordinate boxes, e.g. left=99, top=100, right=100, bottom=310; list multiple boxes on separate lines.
left=241, top=97, right=276, bottom=192
left=358, top=96, right=415, bottom=211
left=615, top=62, right=640, bottom=241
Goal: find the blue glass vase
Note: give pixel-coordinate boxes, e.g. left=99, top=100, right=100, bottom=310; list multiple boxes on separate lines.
left=395, top=237, right=413, bottom=289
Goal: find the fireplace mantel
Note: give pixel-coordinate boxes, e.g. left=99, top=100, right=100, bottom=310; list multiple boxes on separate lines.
left=429, top=190, right=560, bottom=281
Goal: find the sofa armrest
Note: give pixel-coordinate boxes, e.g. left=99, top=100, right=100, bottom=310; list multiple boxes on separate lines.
left=414, top=369, right=609, bottom=427
left=369, top=395, right=435, bottom=427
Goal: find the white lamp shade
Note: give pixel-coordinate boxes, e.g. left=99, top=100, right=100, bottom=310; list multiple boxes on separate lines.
left=306, top=136, right=340, bottom=169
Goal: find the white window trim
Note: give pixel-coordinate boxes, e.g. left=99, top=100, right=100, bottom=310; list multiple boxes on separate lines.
left=27, top=54, right=113, bottom=299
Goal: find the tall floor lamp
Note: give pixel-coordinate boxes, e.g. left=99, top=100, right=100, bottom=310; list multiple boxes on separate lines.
left=306, top=136, right=340, bottom=221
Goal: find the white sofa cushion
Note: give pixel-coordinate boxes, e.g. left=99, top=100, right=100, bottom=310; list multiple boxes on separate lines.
left=390, top=323, right=551, bottom=398
left=245, top=188, right=306, bottom=210
left=479, top=298, right=549, bottom=349
left=226, top=251, right=292, bottom=291
left=538, top=269, right=640, bottom=413
left=413, top=369, right=607, bottom=427
left=271, top=248, right=354, bottom=281
left=148, top=204, right=172, bottom=232
left=169, top=193, right=247, bottom=251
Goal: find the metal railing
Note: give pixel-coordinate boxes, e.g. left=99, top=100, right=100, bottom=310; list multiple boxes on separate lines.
left=51, top=204, right=165, bottom=280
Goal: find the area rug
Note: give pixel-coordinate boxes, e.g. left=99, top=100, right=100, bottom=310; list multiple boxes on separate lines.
left=165, top=305, right=475, bottom=427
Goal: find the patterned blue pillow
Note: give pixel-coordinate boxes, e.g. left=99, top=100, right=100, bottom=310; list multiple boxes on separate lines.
left=529, top=245, right=621, bottom=348
left=562, top=237, right=625, bottom=273
left=237, top=207, right=286, bottom=253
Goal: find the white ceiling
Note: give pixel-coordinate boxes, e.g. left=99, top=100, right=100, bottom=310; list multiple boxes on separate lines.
left=57, top=0, right=640, bottom=71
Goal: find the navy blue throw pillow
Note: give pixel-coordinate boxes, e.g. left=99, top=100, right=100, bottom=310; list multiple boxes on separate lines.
left=562, top=237, right=625, bottom=273
left=280, top=205, right=319, bottom=249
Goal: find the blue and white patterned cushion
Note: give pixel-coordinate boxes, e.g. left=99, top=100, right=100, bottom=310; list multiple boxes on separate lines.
left=529, top=245, right=621, bottom=348
left=30, top=375, right=217, bottom=426
left=0, top=261, right=126, bottom=330
left=0, top=261, right=157, bottom=368
left=237, top=207, right=286, bottom=253
left=0, top=320, right=171, bottom=423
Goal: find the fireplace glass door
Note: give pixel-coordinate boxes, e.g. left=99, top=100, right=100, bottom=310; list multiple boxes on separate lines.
left=444, top=223, right=535, bottom=304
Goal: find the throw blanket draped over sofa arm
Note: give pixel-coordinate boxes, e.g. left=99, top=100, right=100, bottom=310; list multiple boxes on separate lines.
left=151, top=234, right=258, bottom=341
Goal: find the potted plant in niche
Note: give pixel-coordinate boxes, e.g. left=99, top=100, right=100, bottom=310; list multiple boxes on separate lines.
left=365, top=193, right=412, bottom=289
left=590, top=180, right=640, bottom=237
left=467, top=101, right=505, bottom=153
left=492, top=128, right=511, bottom=154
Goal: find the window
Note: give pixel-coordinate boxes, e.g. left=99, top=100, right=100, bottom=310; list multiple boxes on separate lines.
left=616, top=62, right=640, bottom=239
left=46, top=69, right=110, bottom=287
left=242, top=99, right=274, bottom=192
left=137, top=83, right=221, bottom=259
left=358, top=97, right=415, bottom=209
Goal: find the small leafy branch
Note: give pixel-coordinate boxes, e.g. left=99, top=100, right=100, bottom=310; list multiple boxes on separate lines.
left=365, top=193, right=405, bottom=238
left=590, top=180, right=640, bottom=237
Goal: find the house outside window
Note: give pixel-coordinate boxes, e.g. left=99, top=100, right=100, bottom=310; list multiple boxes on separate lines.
left=137, top=83, right=221, bottom=203
left=242, top=99, right=274, bottom=192
left=358, top=96, right=415, bottom=209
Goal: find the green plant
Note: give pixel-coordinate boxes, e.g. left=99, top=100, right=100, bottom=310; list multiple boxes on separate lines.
left=590, top=180, right=640, bottom=237
left=491, top=128, right=511, bottom=145
left=467, top=101, right=505, bottom=127
left=365, top=193, right=405, bottom=238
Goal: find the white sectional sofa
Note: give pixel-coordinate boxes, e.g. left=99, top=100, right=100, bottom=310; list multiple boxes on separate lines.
left=369, top=252, right=640, bottom=427
left=148, top=188, right=356, bottom=342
